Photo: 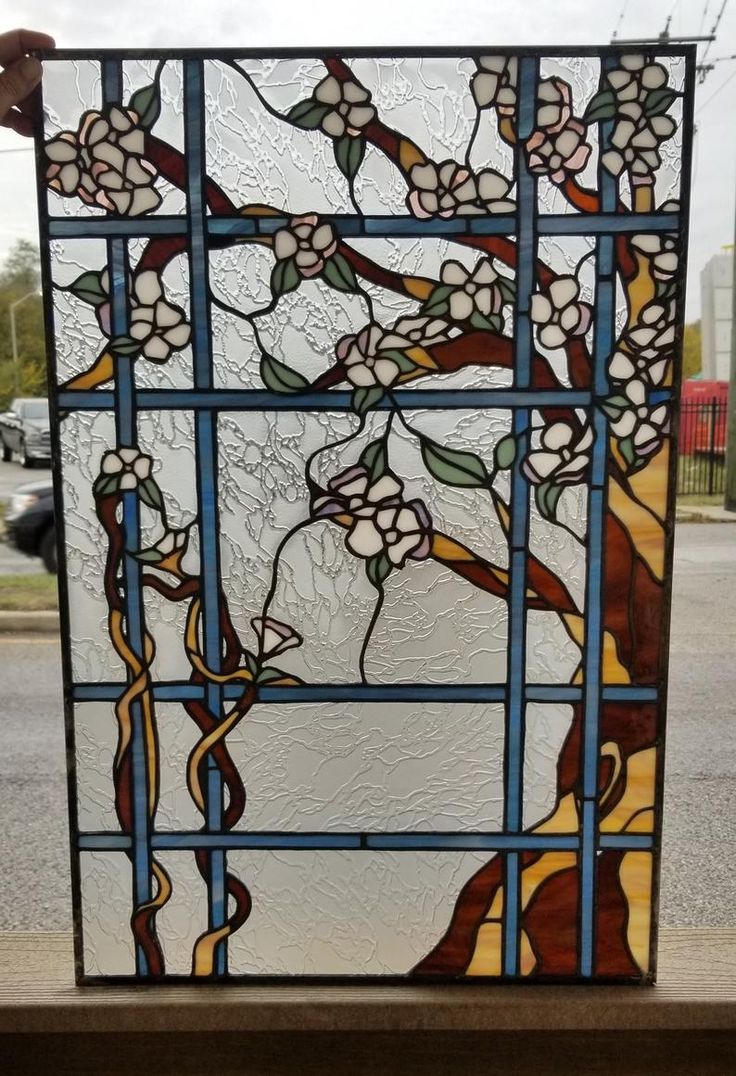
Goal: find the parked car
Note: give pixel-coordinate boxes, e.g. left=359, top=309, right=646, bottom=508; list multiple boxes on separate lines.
left=3, top=480, right=56, bottom=573
left=0, top=397, right=51, bottom=467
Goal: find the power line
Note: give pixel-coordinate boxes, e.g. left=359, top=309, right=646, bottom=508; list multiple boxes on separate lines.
left=697, top=64, right=735, bottom=113
left=701, top=0, right=730, bottom=65
left=611, top=0, right=631, bottom=40
left=699, top=0, right=711, bottom=35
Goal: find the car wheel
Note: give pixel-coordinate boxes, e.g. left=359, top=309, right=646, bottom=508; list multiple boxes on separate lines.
left=40, top=527, right=57, bottom=575
left=1, top=441, right=10, bottom=462
left=20, top=439, right=34, bottom=468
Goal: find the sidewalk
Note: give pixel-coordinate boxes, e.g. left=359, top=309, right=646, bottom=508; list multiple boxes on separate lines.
left=676, top=503, right=736, bottom=523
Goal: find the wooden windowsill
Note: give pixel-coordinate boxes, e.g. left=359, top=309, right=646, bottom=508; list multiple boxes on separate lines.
left=1, top=927, right=735, bottom=1035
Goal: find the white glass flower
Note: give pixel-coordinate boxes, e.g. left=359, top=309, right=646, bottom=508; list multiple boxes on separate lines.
left=250, top=617, right=303, bottom=658
left=535, top=78, right=572, bottom=133
left=46, top=105, right=161, bottom=216
left=128, top=271, right=192, bottom=362
left=522, top=422, right=593, bottom=486
left=530, top=276, right=592, bottom=349
left=630, top=232, right=678, bottom=281
left=337, top=324, right=401, bottom=389
left=471, top=56, right=518, bottom=114
left=610, top=379, right=669, bottom=455
left=526, top=120, right=591, bottom=183
left=95, top=269, right=191, bottom=364
left=347, top=501, right=432, bottom=567
left=100, top=447, right=152, bottom=490
left=313, top=75, right=376, bottom=137
left=273, top=214, right=338, bottom=278
left=440, top=259, right=503, bottom=321
left=406, top=161, right=514, bottom=219
left=600, top=56, right=677, bottom=183
left=312, top=465, right=402, bottom=520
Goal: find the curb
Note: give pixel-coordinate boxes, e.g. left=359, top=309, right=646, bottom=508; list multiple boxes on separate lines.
left=676, top=509, right=736, bottom=524
left=0, top=610, right=59, bottom=634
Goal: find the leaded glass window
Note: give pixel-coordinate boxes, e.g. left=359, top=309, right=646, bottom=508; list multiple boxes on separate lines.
left=34, top=46, right=694, bottom=981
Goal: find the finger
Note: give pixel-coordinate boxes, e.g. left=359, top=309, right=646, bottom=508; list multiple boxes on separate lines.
left=0, top=107, right=33, bottom=137
left=0, top=56, right=42, bottom=122
left=0, top=29, right=56, bottom=66
left=16, top=82, right=41, bottom=118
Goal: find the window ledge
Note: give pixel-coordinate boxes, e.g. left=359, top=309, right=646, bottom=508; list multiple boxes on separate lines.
left=1, top=927, right=735, bottom=1035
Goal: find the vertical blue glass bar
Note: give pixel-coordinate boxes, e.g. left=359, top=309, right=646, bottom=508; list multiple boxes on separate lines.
left=503, top=55, right=537, bottom=977
left=103, top=60, right=151, bottom=977
left=579, top=56, right=617, bottom=977
left=184, top=58, right=226, bottom=975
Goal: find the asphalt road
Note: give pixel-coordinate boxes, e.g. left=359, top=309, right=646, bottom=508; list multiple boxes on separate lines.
left=0, top=522, right=733, bottom=932
left=0, top=458, right=53, bottom=575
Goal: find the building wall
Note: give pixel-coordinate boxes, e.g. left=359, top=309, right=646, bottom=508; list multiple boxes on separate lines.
left=700, top=252, right=733, bottom=382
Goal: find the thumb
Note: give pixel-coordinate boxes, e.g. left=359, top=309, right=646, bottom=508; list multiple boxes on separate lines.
left=0, top=55, right=42, bottom=122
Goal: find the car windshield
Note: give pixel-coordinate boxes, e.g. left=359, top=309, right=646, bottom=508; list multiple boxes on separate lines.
left=21, top=401, right=48, bottom=420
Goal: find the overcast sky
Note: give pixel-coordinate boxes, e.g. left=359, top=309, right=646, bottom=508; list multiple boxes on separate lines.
left=2, top=0, right=735, bottom=320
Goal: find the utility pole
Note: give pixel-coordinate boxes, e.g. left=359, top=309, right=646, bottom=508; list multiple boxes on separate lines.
left=8, top=291, right=37, bottom=397
left=725, top=196, right=736, bottom=511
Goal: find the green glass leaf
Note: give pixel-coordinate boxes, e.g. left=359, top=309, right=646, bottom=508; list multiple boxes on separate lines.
left=134, top=548, right=164, bottom=564
left=322, top=251, right=358, bottom=293
left=469, top=311, right=504, bottom=333
left=93, top=474, right=119, bottom=497
left=618, top=435, right=637, bottom=467
left=536, top=480, right=563, bottom=521
left=129, top=82, right=161, bottom=129
left=109, top=335, right=141, bottom=357
left=421, top=439, right=490, bottom=488
left=286, top=99, right=330, bottom=129
left=494, top=434, right=517, bottom=470
left=138, top=477, right=164, bottom=511
left=583, top=89, right=616, bottom=124
left=334, top=134, right=366, bottom=179
left=498, top=276, right=516, bottom=305
left=352, top=386, right=384, bottom=414
left=256, top=666, right=287, bottom=684
left=244, top=651, right=259, bottom=677
left=271, top=257, right=300, bottom=298
left=260, top=353, right=310, bottom=394
left=644, top=87, right=677, bottom=117
left=69, top=270, right=106, bottom=306
left=599, top=394, right=629, bottom=419
left=379, top=348, right=417, bottom=373
left=420, top=284, right=454, bottom=317
left=366, top=552, right=392, bottom=589
left=360, top=439, right=388, bottom=481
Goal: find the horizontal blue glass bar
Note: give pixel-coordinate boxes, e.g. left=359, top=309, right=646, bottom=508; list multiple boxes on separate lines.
left=72, top=682, right=658, bottom=704
left=77, top=831, right=653, bottom=851
left=58, top=387, right=671, bottom=413
left=48, top=212, right=680, bottom=240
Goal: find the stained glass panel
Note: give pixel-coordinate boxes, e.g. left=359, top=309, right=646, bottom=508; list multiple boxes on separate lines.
left=33, top=46, right=695, bottom=981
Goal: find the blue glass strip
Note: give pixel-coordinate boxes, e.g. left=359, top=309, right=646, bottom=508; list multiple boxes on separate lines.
left=502, top=54, right=537, bottom=979
left=72, top=681, right=658, bottom=705
left=78, top=831, right=654, bottom=853
left=48, top=211, right=679, bottom=240
left=185, top=57, right=227, bottom=975
left=578, top=83, right=619, bottom=972
left=102, top=58, right=151, bottom=978
left=59, top=389, right=597, bottom=411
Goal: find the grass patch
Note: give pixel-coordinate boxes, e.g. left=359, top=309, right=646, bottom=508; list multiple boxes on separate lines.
left=0, top=573, right=58, bottom=611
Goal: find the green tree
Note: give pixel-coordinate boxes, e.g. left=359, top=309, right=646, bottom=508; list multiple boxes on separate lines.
left=682, top=320, right=701, bottom=381
left=0, top=239, right=46, bottom=409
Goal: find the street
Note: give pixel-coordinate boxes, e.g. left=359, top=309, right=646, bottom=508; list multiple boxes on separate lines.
left=0, top=522, right=733, bottom=932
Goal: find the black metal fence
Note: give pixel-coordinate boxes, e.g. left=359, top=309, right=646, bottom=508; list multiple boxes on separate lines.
left=677, top=399, right=728, bottom=497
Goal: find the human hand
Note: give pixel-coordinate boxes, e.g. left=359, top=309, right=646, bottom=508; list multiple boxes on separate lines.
left=0, top=28, right=56, bottom=137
